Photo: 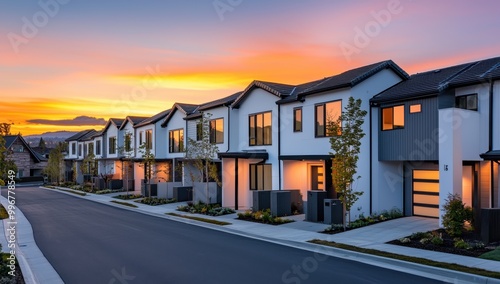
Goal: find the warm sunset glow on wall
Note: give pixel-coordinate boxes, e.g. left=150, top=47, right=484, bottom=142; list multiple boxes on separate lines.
left=1, top=1, right=499, bottom=135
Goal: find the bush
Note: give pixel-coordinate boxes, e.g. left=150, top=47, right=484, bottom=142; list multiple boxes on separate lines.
left=442, top=193, right=473, bottom=237
left=399, top=237, right=411, bottom=244
left=431, top=236, right=444, bottom=246
left=410, top=231, right=432, bottom=240
left=237, top=209, right=293, bottom=225
left=177, top=202, right=235, bottom=216
left=454, top=239, right=471, bottom=250
left=420, top=238, right=431, bottom=245
left=138, top=197, right=176, bottom=206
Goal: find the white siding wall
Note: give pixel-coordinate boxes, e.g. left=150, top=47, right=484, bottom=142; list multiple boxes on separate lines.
left=155, top=121, right=168, bottom=159
left=205, top=107, right=230, bottom=153
left=493, top=80, right=500, bottom=151
left=235, top=89, right=280, bottom=191
left=135, top=124, right=155, bottom=158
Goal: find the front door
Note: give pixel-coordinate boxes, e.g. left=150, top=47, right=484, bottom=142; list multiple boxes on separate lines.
left=310, top=165, right=324, bottom=190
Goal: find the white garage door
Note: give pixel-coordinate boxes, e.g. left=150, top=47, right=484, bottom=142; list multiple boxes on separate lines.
left=413, top=170, right=439, bottom=218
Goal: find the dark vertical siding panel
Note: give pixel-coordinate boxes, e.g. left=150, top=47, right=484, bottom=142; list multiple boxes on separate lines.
left=379, top=97, right=439, bottom=161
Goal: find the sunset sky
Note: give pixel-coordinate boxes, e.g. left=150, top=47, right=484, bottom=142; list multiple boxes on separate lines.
left=1, top=0, right=500, bottom=135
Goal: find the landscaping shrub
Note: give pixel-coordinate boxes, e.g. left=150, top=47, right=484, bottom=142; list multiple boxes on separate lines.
left=138, top=197, right=176, bottom=206
left=177, top=202, right=235, bottom=216
left=431, top=236, right=444, bottom=246
left=114, top=194, right=143, bottom=200
left=454, top=239, right=471, bottom=250
left=237, top=209, right=293, bottom=225
left=442, top=193, right=473, bottom=237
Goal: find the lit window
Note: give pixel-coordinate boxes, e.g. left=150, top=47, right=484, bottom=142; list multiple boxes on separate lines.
left=410, top=104, right=421, bottom=113
left=145, top=130, right=153, bottom=150
left=382, top=105, right=404, bottom=130
left=169, top=129, right=184, bottom=153
left=210, top=118, right=224, bottom=144
left=108, top=137, right=117, bottom=154
left=249, top=112, right=272, bottom=146
left=293, top=108, right=302, bottom=132
left=250, top=164, right=272, bottom=190
left=315, top=101, right=341, bottom=137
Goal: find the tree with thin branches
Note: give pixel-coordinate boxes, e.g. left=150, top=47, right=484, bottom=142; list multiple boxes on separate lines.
left=327, top=97, right=367, bottom=230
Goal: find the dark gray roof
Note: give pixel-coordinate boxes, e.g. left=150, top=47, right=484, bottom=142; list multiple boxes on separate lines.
left=276, top=60, right=409, bottom=104
left=119, top=116, right=149, bottom=130
left=109, top=118, right=125, bottom=128
left=161, top=103, right=199, bottom=127
left=371, top=56, right=500, bottom=104
left=79, top=130, right=98, bottom=141
left=480, top=150, right=500, bottom=160
left=4, top=135, right=16, bottom=148
left=135, top=109, right=171, bottom=128
left=185, top=92, right=243, bottom=120
left=65, top=129, right=96, bottom=142
left=231, top=81, right=296, bottom=108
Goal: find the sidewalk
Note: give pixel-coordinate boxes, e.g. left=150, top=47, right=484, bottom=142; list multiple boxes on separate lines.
left=32, top=187, right=500, bottom=283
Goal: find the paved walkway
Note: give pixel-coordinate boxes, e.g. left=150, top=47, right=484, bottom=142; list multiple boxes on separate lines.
left=5, top=186, right=500, bottom=283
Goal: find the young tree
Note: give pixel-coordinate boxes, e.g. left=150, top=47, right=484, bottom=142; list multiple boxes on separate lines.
left=44, top=142, right=66, bottom=185
left=184, top=113, right=221, bottom=204
left=38, top=137, right=47, bottom=152
left=118, top=131, right=134, bottom=194
left=327, top=97, right=367, bottom=230
left=138, top=143, right=155, bottom=198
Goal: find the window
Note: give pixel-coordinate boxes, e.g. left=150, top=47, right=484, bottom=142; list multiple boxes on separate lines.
left=145, top=130, right=153, bottom=150
left=71, top=143, right=76, bottom=155
left=84, top=144, right=88, bottom=156
left=315, top=101, right=341, bottom=137
left=78, top=144, right=82, bottom=156
left=196, top=122, right=203, bottom=141
left=410, top=104, right=421, bottom=113
left=124, top=133, right=132, bottom=152
left=139, top=131, right=144, bottom=146
left=249, top=112, right=272, bottom=146
left=88, top=143, right=94, bottom=156
left=96, top=140, right=101, bottom=155
left=169, top=129, right=184, bottom=153
left=250, top=164, right=272, bottom=190
left=210, top=118, right=224, bottom=144
left=293, top=108, right=302, bottom=132
left=456, top=94, right=478, bottom=111
left=382, top=105, right=404, bottom=130
left=109, top=136, right=116, bottom=154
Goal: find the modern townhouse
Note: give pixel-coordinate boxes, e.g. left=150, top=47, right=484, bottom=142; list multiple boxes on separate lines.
left=133, top=110, right=170, bottom=192
left=370, top=56, right=500, bottom=225
left=98, top=118, right=125, bottom=180
left=183, top=92, right=241, bottom=202
left=64, top=129, right=96, bottom=183
left=218, top=60, right=408, bottom=212
left=118, top=116, right=148, bottom=190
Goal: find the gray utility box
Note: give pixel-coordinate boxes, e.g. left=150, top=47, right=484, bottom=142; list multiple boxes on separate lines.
left=481, top=208, right=500, bottom=243
left=324, top=199, right=344, bottom=225
left=142, top=183, right=158, bottom=197
left=271, top=191, right=291, bottom=217
left=306, top=190, right=327, bottom=222
left=173, top=186, right=193, bottom=202
left=287, top=189, right=303, bottom=214
left=253, top=190, right=271, bottom=211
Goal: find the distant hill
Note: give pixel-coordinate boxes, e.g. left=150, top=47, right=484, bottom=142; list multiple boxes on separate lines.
left=25, top=131, right=78, bottom=147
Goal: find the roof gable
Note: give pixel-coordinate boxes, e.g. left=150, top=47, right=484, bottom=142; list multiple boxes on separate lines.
left=161, top=103, right=199, bottom=127
left=2, top=135, right=44, bottom=163
left=231, top=80, right=296, bottom=108
left=65, top=129, right=96, bottom=142
left=119, top=116, right=149, bottom=130
left=134, top=109, right=171, bottom=128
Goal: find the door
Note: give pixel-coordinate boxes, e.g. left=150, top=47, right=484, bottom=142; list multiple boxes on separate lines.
left=310, top=165, right=324, bottom=190
left=412, top=170, right=439, bottom=218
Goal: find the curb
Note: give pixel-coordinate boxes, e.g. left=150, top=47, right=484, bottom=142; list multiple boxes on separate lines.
left=0, top=195, right=64, bottom=284
left=39, top=186, right=500, bottom=283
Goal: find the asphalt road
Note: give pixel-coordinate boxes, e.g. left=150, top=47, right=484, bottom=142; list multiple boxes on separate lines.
left=6, top=187, right=445, bottom=284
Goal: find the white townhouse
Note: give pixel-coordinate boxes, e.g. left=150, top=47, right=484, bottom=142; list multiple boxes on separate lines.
left=64, top=129, right=97, bottom=183
left=277, top=61, right=408, bottom=216
left=132, top=110, right=170, bottom=187
left=370, top=56, right=500, bottom=225
left=97, top=118, right=125, bottom=179
left=218, top=61, right=408, bottom=211
left=160, top=103, right=199, bottom=184
left=118, top=116, right=148, bottom=190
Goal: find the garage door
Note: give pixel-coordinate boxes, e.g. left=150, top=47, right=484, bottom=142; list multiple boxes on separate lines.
left=413, top=170, right=439, bottom=218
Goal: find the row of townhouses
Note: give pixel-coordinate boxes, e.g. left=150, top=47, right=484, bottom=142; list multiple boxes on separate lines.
left=65, top=56, right=500, bottom=224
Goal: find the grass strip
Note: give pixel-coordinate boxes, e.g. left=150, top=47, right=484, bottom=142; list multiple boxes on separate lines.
left=480, top=247, right=500, bottom=261
left=308, top=239, right=500, bottom=279
left=110, top=200, right=138, bottom=208
left=166, top=213, right=231, bottom=226
left=0, top=204, right=9, bottom=219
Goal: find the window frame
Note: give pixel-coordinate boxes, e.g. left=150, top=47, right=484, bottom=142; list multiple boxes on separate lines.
left=249, top=164, right=272, bottom=191
left=315, top=100, right=342, bottom=137
left=96, top=140, right=101, bottom=155
left=249, top=111, right=272, bottom=146
left=71, top=142, right=76, bottom=155
left=209, top=118, right=224, bottom=144
left=455, top=93, right=478, bottom=111
left=169, top=128, right=184, bottom=153
left=196, top=122, right=203, bottom=141
left=145, top=129, right=153, bottom=150
left=124, top=133, right=132, bottom=152
left=381, top=105, right=405, bottom=131
left=293, top=107, right=302, bottom=132
left=78, top=144, right=82, bottom=156
left=108, top=136, right=117, bottom=155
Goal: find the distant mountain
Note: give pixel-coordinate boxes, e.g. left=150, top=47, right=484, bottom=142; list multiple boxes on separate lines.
left=25, top=131, right=78, bottom=147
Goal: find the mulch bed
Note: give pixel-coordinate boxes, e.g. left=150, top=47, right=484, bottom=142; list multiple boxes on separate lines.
left=387, top=229, right=497, bottom=258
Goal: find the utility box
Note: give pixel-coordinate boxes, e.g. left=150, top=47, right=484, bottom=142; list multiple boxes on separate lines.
left=173, top=186, right=193, bottom=202
left=271, top=191, right=291, bottom=217
left=253, top=191, right=271, bottom=212
left=324, top=199, right=343, bottom=225
left=306, top=190, right=327, bottom=222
